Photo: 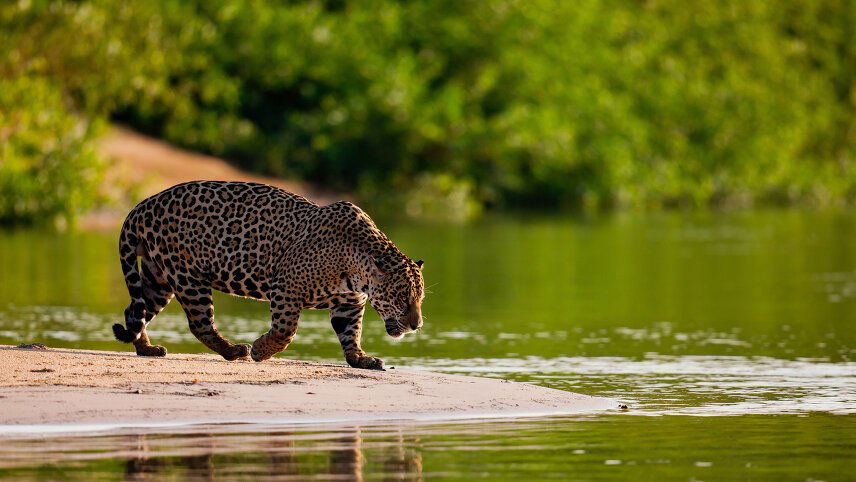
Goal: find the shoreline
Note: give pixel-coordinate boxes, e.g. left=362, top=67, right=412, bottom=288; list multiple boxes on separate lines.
left=0, top=346, right=615, bottom=433
left=0, top=409, right=602, bottom=437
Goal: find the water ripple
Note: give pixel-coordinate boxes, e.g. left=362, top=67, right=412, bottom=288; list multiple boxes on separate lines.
left=400, top=355, right=856, bottom=416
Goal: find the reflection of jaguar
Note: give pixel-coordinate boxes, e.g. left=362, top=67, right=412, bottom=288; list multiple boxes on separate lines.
left=112, top=181, right=425, bottom=369
left=124, top=427, right=423, bottom=480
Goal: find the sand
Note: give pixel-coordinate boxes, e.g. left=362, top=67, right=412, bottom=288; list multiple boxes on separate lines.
left=82, top=127, right=345, bottom=230
left=0, top=345, right=615, bottom=431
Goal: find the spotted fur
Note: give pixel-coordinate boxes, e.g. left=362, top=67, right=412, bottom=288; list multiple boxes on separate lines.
left=113, top=181, right=425, bottom=369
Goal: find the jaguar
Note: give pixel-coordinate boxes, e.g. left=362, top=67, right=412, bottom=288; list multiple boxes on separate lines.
left=112, top=181, right=425, bottom=370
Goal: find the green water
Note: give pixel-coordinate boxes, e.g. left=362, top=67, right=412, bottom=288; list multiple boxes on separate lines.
left=1, top=210, right=855, bottom=479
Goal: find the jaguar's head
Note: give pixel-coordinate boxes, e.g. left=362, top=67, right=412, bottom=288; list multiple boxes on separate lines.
left=369, top=257, right=425, bottom=339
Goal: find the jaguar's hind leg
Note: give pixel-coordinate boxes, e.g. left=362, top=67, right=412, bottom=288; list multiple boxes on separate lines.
left=133, top=257, right=174, bottom=357
left=175, top=285, right=250, bottom=361
left=133, top=330, right=166, bottom=357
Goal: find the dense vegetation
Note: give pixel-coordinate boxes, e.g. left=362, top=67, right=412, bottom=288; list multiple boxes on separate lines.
left=0, top=75, right=104, bottom=224
left=1, top=0, right=855, bottom=222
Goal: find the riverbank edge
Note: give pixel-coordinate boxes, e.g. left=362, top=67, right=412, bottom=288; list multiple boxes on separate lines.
left=0, top=346, right=616, bottom=433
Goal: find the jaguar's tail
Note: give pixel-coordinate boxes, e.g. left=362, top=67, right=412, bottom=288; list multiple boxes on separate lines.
left=114, top=216, right=145, bottom=343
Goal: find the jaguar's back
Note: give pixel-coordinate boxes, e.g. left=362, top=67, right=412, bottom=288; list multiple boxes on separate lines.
left=121, top=181, right=316, bottom=300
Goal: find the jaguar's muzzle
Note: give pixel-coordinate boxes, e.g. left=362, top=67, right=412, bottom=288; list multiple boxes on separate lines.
left=384, top=303, right=422, bottom=339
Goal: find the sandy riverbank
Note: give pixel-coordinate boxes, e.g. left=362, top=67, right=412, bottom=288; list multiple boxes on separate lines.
left=0, top=345, right=615, bottom=431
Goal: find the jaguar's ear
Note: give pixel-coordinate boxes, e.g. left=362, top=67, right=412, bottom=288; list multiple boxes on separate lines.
left=416, top=259, right=424, bottom=269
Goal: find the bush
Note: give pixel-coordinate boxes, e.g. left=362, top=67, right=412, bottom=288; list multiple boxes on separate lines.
left=1, top=0, right=854, bottom=219
left=0, top=75, right=104, bottom=225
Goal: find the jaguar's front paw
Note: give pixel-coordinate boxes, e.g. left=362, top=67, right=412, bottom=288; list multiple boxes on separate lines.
left=250, top=338, right=272, bottom=362
left=222, top=343, right=251, bottom=361
left=347, top=355, right=385, bottom=370
left=136, top=345, right=167, bottom=357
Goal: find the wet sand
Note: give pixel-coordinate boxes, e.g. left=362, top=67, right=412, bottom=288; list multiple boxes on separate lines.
left=0, top=345, right=614, bottom=430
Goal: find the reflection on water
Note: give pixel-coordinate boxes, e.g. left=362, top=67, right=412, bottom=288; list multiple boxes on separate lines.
left=1, top=416, right=854, bottom=480
left=1, top=210, right=855, bottom=478
left=1, top=426, right=424, bottom=480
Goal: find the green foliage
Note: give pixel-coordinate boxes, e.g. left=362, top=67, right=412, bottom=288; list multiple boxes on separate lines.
left=2, top=0, right=855, bottom=219
left=0, top=75, right=104, bottom=225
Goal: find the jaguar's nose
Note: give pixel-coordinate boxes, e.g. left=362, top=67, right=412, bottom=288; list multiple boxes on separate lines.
left=408, top=317, right=422, bottom=331
left=404, top=303, right=423, bottom=331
